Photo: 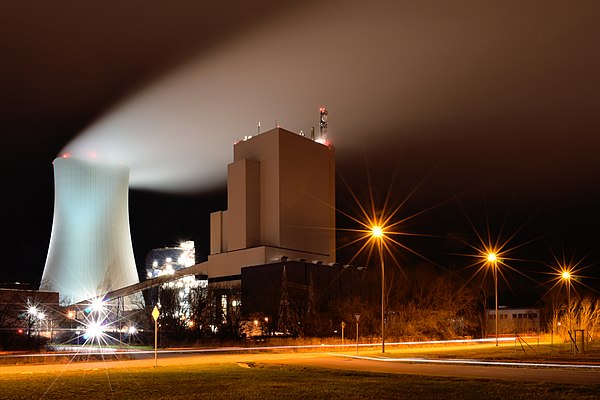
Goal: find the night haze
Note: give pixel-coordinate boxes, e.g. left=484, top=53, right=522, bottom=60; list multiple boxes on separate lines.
left=1, top=0, right=599, bottom=305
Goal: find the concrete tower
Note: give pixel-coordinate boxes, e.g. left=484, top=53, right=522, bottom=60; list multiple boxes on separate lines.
left=40, top=156, right=140, bottom=305
left=208, top=127, right=336, bottom=281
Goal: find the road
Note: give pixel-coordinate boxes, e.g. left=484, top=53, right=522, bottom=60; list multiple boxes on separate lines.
left=1, top=350, right=599, bottom=385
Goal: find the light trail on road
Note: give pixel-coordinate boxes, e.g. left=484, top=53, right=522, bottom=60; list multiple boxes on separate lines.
left=0, top=336, right=519, bottom=360
left=2, top=336, right=599, bottom=375
left=334, top=354, right=600, bottom=370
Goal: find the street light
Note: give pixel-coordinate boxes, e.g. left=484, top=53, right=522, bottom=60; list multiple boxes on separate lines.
left=371, top=224, right=385, bottom=353
left=354, top=313, right=361, bottom=355
left=128, top=325, right=136, bottom=346
left=561, top=270, right=572, bottom=348
left=27, top=306, right=40, bottom=337
left=486, top=252, right=499, bottom=346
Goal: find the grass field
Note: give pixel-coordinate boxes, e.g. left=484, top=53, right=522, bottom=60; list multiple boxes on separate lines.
left=2, top=362, right=599, bottom=400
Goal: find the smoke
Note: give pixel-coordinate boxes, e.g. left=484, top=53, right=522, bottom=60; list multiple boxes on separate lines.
left=62, top=0, right=599, bottom=193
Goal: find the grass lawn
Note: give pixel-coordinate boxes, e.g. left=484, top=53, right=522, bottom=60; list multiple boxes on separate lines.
left=2, top=362, right=599, bottom=400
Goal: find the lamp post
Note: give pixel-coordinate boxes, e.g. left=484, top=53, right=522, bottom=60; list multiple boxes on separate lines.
left=27, top=306, right=38, bottom=337
left=128, top=326, right=136, bottom=346
left=487, top=252, right=499, bottom=346
left=371, top=225, right=385, bottom=353
left=37, top=312, right=45, bottom=340
left=354, top=313, right=361, bottom=355
left=561, top=271, right=572, bottom=350
left=67, top=310, right=75, bottom=343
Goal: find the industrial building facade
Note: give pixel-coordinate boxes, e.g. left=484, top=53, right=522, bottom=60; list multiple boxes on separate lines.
left=241, top=260, right=366, bottom=336
left=207, top=127, right=336, bottom=283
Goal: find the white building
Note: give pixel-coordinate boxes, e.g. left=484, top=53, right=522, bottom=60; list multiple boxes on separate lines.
left=486, top=307, right=541, bottom=334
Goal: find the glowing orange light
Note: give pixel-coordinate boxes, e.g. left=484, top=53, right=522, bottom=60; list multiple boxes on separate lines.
left=561, top=271, right=571, bottom=280
left=486, top=252, right=497, bottom=263
left=371, top=225, right=384, bottom=239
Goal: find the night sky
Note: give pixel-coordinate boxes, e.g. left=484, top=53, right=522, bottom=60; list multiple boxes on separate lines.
left=1, top=1, right=599, bottom=305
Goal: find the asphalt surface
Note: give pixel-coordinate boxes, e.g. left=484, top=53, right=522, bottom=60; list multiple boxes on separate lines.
left=1, top=351, right=599, bottom=385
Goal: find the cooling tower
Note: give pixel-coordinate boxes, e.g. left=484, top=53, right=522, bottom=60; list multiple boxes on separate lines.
left=40, top=156, right=140, bottom=305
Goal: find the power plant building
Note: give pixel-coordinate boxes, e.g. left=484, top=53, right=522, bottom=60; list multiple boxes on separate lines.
left=39, top=126, right=337, bottom=316
left=40, top=156, right=140, bottom=305
left=207, top=127, right=336, bottom=283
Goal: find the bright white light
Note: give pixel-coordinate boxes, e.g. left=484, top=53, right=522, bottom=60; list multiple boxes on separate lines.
left=91, top=297, right=106, bottom=313
left=28, top=306, right=38, bottom=316
left=180, top=241, right=194, bottom=250
left=128, top=326, right=136, bottom=334
left=86, top=321, right=104, bottom=339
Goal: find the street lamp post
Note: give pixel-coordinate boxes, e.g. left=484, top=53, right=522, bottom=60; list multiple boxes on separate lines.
left=561, top=271, right=572, bottom=351
left=379, top=239, right=385, bottom=353
left=372, top=225, right=385, bottom=353
left=27, top=306, right=38, bottom=338
left=67, top=310, right=75, bottom=343
left=354, top=313, right=361, bottom=355
left=487, top=252, right=499, bottom=347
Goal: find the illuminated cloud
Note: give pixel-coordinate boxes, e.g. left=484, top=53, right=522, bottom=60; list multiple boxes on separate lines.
left=61, top=0, right=598, bottom=193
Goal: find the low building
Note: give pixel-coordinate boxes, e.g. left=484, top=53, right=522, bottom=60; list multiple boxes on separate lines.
left=486, top=306, right=541, bottom=335
left=0, top=286, right=60, bottom=347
